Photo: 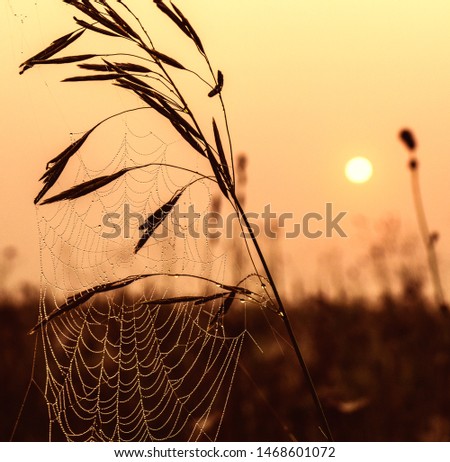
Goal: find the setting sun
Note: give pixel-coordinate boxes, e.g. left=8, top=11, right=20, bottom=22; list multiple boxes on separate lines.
left=345, top=156, right=373, bottom=184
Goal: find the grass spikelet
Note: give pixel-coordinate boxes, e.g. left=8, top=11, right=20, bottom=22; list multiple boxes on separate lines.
left=170, top=1, right=205, bottom=54
left=144, top=48, right=186, bottom=70
left=64, top=0, right=129, bottom=38
left=74, top=17, right=122, bottom=37
left=212, top=118, right=232, bottom=186
left=27, top=54, right=98, bottom=65
left=399, top=128, right=416, bottom=151
left=40, top=164, right=152, bottom=204
left=135, top=190, right=184, bottom=253
left=63, top=73, right=124, bottom=82
left=19, top=29, right=85, bottom=74
left=208, top=70, right=224, bottom=97
left=28, top=273, right=147, bottom=333
left=143, top=292, right=231, bottom=306
left=34, top=127, right=96, bottom=204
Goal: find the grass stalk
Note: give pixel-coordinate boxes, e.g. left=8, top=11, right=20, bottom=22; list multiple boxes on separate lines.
left=22, top=0, right=334, bottom=440
left=233, top=194, right=334, bottom=441
left=399, top=129, right=448, bottom=314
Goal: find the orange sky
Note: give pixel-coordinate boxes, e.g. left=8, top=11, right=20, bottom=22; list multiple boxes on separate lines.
left=1, top=0, right=450, bottom=298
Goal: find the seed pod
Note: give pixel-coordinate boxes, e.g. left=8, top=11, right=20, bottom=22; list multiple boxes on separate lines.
left=399, top=129, right=416, bottom=151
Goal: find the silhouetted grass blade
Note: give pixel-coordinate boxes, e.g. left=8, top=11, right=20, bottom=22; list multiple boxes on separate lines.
left=78, top=63, right=110, bottom=71
left=144, top=48, right=186, bottom=70
left=170, top=2, right=205, bottom=54
left=116, top=80, right=172, bottom=116
left=169, top=117, right=206, bottom=156
left=114, top=76, right=206, bottom=156
left=74, top=17, right=122, bottom=37
left=154, top=0, right=186, bottom=33
left=143, top=292, right=231, bottom=306
left=44, top=127, right=95, bottom=171
left=115, top=63, right=152, bottom=73
left=208, top=70, right=224, bottom=97
left=143, top=284, right=250, bottom=310
left=193, top=292, right=234, bottom=305
left=28, top=272, right=250, bottom=333
left=40, top=164, right=150, bottom=204
left=35, top=127, right=96, bottom=204
left=29, top=291, right=92, bottom=334
left=28, top=54, right=98, bottom=65
left=65, top=0, right=129, bottom=38
left=63, top=74, right=123, bottom=82
left=104, top=61, right=161, bottom=99
left=29, top=273, right=149, bottom=333
left=79, top=62, right=151, bottom=73
left=154, top=1, right=205, bottom=54
left=212, top=118, right=231, bottom=186
left=115, top=78, right=174, bottom=114
left=19, top=29, right=85, bottom=74
left=134, top=190, right=184, bottom=253
left=103, top=3, right=141, bottom=40
left=207, top=150, right=229, bottom=199
left=218, top=284, right=251, bottom=295
left=103, top=61, right=168, bottom=98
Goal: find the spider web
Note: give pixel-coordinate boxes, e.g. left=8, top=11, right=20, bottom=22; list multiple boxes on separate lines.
left=7, top=0, right=285, bottom=441
left=34, top=113, right=270, bottom=442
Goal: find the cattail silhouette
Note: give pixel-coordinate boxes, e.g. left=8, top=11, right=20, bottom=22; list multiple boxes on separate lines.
left=399, top=129, right=416, bottom=151
left=398, top=128, right=448, bottom=314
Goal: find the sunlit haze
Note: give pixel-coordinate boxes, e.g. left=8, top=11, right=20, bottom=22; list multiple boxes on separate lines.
left=1, top=0, right=450, bottom=298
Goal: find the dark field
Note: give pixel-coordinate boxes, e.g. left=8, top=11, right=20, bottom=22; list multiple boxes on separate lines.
left=2, top=281, right=449, bottom=442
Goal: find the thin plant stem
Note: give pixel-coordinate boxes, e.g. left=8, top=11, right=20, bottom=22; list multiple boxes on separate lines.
left=399, top=129, right=448, bottom=313
left=233, top=194, right=334, bottom=442
left=409, top=161, right=447, bottom=311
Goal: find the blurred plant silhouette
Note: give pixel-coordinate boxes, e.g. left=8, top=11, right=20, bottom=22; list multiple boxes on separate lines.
left=398, top=129, right=448, bottom=314
left=2, top=279, right=450, bottom=441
